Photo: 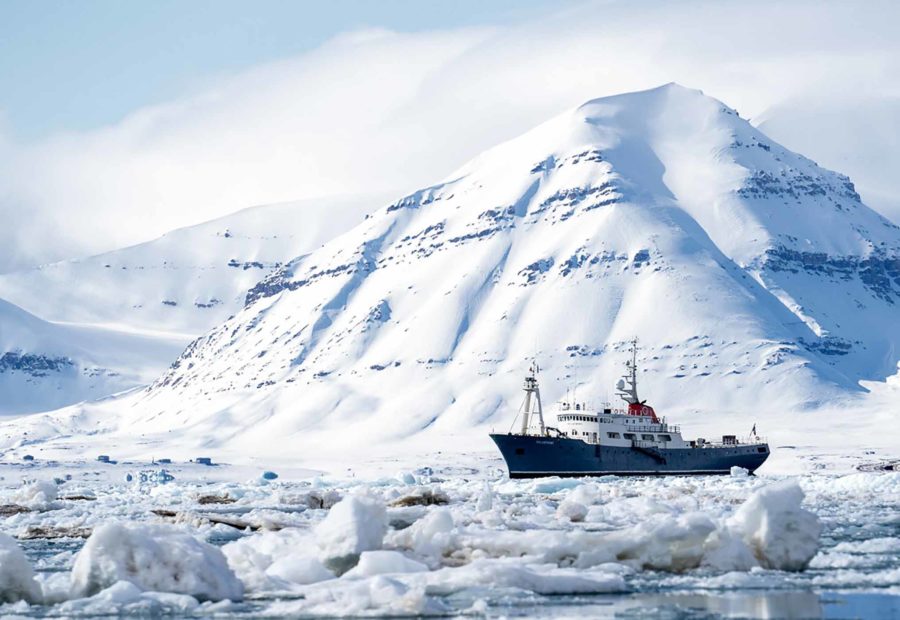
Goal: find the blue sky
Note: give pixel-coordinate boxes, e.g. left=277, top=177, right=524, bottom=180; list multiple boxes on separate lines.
left=0, top=0, right=559, bottom=141
left=0, top=0, right=897, bottom=272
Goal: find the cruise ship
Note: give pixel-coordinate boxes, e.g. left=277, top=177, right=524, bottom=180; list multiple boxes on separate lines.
left=490, top=342, right=770, bottom=477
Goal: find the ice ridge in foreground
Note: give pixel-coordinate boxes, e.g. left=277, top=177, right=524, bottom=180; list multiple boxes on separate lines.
left=0, top=477, right=822, bottom=616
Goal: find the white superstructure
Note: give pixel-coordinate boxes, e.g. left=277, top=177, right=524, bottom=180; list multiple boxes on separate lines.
left=514, top=341, right=761, bottom=451
left=554, top=340, right=689, bottom=449
left=555, top=404, right=688, bottom=449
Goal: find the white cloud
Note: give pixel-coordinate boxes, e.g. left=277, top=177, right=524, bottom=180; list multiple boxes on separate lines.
left=1, top=0, right=898, bottom=272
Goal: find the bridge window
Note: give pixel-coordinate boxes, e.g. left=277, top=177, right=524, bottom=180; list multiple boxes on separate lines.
left=641, top=434, right=654, bottom=440
left=659, top=434, right=672, bottom=442
left=624, top=433, right=635, bottom=440
left=607, top=432, right=620, bottom=439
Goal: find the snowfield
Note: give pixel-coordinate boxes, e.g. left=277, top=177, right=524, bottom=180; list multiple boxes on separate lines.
left=0, top=193, right=386, bottom=417
left=0, top=452, right=898, bottom=618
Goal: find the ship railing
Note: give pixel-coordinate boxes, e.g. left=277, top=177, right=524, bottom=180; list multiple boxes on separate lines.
left=631, top=439, right=670, bottom=448
left=628, top=425, right=680, bottom=433
left=695, top=435, right=768, bottom=448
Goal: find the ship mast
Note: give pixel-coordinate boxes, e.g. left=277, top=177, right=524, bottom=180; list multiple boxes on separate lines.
left=519, top=362, right=545, bottom=436
left=616, top=338, right=640, bottom=405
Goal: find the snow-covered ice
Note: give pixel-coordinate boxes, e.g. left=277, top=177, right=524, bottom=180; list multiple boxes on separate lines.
left=0, top=451, right=897, bottom=618
left=315, top=494, right=388, bottom=574
left=725, top=479, right=821, bottom=571
left=70, top=522, right=243, bottom=601
left=0, top=533, right=41, bottom=603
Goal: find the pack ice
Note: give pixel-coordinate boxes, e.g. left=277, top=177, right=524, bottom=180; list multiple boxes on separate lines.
left=0, top=468, right=833, bottom=617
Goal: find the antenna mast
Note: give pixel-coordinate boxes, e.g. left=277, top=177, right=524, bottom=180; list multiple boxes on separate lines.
left=616, top=338, right=640, bottom=405
left=519, top=361, right=545, bottom=436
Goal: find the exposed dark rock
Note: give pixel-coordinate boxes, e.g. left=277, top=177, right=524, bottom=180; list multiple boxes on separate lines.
left=19, top=525, right=92, bottom=539
left=227, top=259, right=266, bottom=270
left=0, top=504, right=31, bottom=516
left=152, top=508, right=282, bottom=531
left=737, top=169, right=860, bottom=203
left=197, top=494, right=236, bottom=505
left=390, top=488, right=450, bottom=507
left=0, top=352, right=74, bottom=377
left=633, top=249, right=651, bottom=267
left=567, top=344, right=606, bottom=358
left=799, top=336, right=853, bottom=356
left=764, top=246, right=900, bottom=303
left=304, top=490, right=342, bottom=510
left=518, top=258, right=555, bottom=285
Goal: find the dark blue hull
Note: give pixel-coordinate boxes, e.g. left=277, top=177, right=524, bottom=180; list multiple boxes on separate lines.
left=490, top=433, right=769, bottom=477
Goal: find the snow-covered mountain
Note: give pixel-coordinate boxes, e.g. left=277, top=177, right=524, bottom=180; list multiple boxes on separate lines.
left=6, top=84, right=900, bottom=457
left=0, top=194, right=385, bottom=416
left=0, top=297, right=185, bottom=416
left=0, top=195, right=384, bottom=338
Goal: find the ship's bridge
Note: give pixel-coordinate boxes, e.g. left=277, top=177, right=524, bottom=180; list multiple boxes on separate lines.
left=554, top=401, right=686, bottom=449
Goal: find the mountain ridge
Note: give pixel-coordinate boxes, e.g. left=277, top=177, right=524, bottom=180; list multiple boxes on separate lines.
left=3, top=84, right=899, bottom=456
left=0, top=193, right=389, bottom=415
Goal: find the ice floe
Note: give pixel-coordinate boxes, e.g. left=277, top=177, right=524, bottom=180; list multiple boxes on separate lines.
left=315, top=494, right=388, bottom=574
left=70, top=522, right=243, bottom=601
left=0, top=455, right=897, bottom=617
left=0, top=533, right=41, bottom=603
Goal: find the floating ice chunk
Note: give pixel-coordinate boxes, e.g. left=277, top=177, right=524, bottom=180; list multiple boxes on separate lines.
left=700, top=529, right=759, bottom=572
left=267, top=557, right=335, bottom=585
left=58, top=581, right=201, bottom=616
left=567, top=482, right=603, bottom=506
left=605, top=511, right=719, bottom=571
left=223, top=528, right=327, bottom=591
left=70, top=522, right=244, bottom=601
left=266, top=575, right=439, bottom=617
left=0, top=533, right=41, bottom=603
left=530, top=478, right=584, bottom=494
left=422, top=558, right=626, bottom=595
left=315, top=495, right=387, bottom=574
left=726, top=479, right=821, bottom=571
left=345, top=551, right=429, bottom=578
left=476, top=481, right=492, bottom=512
left=388, top=507, right=455, bottom=562
left=831, top=537, right=900, bottom=554
left=557, top=499, right=588, bottom=522
left=15, top=480, right=58, bottom=510
left=730, top=466, right=749, bottom=478
left=396, top=471, right=417, bottom=485
left=82, top=580, right=143, bottom=605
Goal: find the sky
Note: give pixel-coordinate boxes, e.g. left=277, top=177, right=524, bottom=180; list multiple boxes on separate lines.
left=0, top=0, right=898, bottom=272
left=0, top=0, right=558, bottom=141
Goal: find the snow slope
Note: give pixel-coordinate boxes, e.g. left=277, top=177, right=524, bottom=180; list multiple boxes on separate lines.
left=0, top=297, right=184, bottom=416
left=0, top=194, right=386, bottom=338
left=0, top=194, right=387, bottom=415
left=5, top=84, right=900, bottom=458
left=756, top=96, right=900, bottom=225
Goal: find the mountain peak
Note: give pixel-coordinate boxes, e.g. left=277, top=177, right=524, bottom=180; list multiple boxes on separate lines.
left=12, top=86, right=900, bottom=458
